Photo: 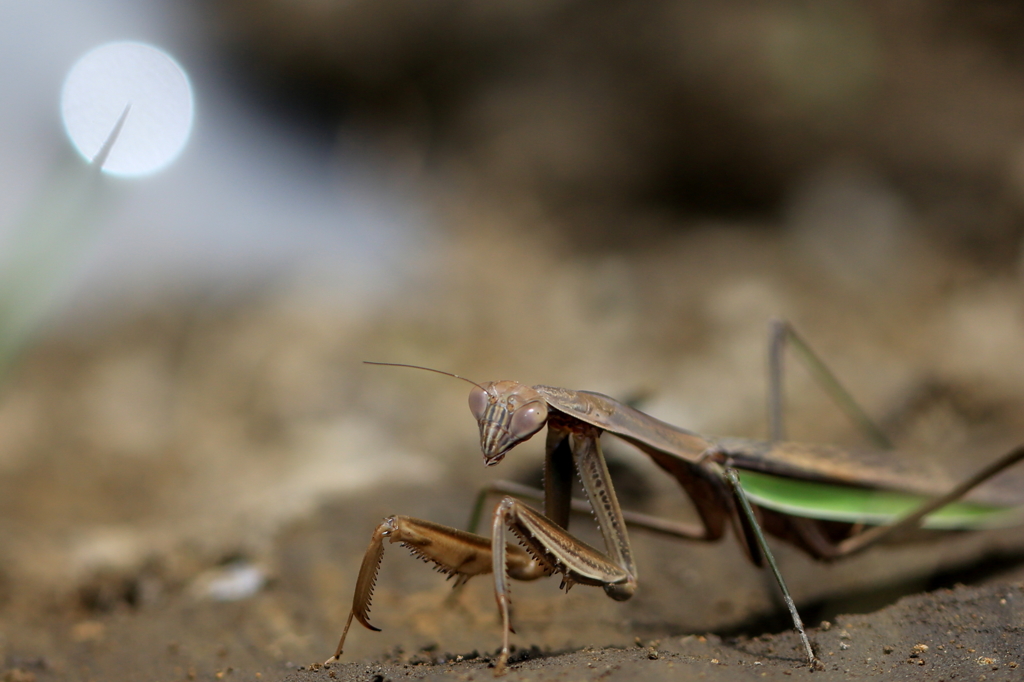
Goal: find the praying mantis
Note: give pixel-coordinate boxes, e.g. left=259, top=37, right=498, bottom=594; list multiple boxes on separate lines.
left=326, top=320, right=1024, bottom=674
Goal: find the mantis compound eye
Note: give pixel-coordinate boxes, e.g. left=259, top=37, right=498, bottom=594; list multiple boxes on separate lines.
left=509, top=401, right=548, bottom=441
left=474, top=381, right=547, bottom=463
left=469, top=385, right=492, bottom=421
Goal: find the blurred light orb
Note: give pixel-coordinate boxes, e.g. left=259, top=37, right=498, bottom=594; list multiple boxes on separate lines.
left=61, top=41, right=194, bottom=177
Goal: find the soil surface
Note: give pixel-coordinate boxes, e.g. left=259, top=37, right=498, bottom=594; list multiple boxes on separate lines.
left=309, top=582, right=1024, bottom=682
left=4, top=474, right=1024, bottom=682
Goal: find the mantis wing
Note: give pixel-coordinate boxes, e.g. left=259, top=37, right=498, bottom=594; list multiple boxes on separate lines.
left=534, top=385, right=712, bottom=462
left=737, top=469, right=1024, bottom=529
left=535, top=385, right=1024, bottom=525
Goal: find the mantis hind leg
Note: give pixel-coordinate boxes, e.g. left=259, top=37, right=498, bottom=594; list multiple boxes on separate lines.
left=767, top=319, right=892, bottom=448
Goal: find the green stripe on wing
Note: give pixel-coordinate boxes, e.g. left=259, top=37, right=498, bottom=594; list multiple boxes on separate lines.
left=738, top=470, right=1024, bottom=530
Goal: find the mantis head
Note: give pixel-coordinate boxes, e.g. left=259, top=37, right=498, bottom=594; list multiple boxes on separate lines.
left=469, top=381, right=549, bottom=465
left=361, top=363, right=549, bottom=467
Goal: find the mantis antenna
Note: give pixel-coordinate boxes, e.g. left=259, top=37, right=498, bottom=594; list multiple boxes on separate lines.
left=363, top=361, right=493, bottom=395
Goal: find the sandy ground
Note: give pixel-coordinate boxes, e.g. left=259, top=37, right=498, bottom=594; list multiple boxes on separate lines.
left=4, top=479, right=1024, bottom=682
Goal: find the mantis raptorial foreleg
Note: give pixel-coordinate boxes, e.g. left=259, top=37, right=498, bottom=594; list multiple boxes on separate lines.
left=487, top=424, right=638, bottom=673
left=468, top=479, right=710, bottom=540
left=326, top=515, right=549, bottom=664
left=444, top=477, right=706, bottom=615
left=490, top=496, right=634, bottom=671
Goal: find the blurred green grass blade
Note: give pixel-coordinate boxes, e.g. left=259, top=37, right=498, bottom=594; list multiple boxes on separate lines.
left=0, top=106, right=128, bottom=381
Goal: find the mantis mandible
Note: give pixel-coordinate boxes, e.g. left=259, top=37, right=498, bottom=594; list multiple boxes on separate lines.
left=326, top=320, right=1024, bottom=674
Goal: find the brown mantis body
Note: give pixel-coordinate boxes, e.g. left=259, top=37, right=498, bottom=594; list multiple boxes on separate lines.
left=327, top=321, right=1024, bottom=674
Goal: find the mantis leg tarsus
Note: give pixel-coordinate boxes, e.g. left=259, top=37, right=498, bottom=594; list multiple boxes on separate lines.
left=325, top=610, right=357, bottom=665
